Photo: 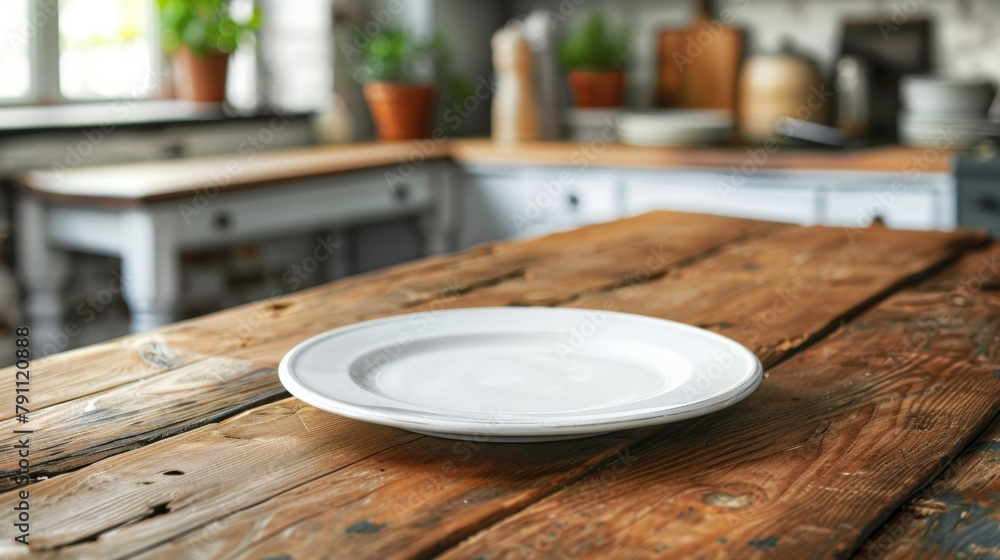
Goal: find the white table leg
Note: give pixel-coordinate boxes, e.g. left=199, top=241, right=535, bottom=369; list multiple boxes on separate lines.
left=324, top=229, right=349, bottom=281
left=120, top=209, right=179, bottom=332
left=419, top=163, right=457, bottom=256
left=16, top=195, right=70, bottom=353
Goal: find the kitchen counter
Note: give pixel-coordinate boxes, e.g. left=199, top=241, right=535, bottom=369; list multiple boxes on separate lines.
left=3, top=211, right=997, bottom=558
left=17, top=139, right=952, bottom=205
left=17, top=141, right=451, bottom=205
left=449, top=139, right=954, bottom=173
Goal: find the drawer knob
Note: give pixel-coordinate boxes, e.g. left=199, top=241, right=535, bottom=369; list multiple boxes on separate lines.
left=568, top=194, right=580, bottom=208
left=975, top=196, right=998, bottom=212
left=214, top=211, right=233, bottom=230
left=390, top=183, right=410, bottom=201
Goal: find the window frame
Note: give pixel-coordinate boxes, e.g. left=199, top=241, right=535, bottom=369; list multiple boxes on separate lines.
left=0, top=0, right=164, bottom=106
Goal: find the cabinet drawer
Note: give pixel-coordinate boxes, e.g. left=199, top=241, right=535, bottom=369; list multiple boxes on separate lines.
left=825, top=189, right=941, bottom=230
left=175, top=171, right=434, bottom=247
left=626, top=180, right=819, bottom=225
left=957, top=180, right=1000, bottom=236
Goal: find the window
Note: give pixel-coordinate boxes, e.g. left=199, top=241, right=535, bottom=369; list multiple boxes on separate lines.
left=59, top=0, right=157, bottom=99
left=0, top=0, right=159, bottom=103
left=0, top=0, right=32, bottom=99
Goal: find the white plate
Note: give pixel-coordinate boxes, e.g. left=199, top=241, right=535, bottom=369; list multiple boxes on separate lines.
left=279, top=307, right=763, bottom=442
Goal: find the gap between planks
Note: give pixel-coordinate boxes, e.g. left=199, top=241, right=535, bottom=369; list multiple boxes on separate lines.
left=0, top=218, right=984, bottom=556
left=95, top=228, right=988, bottom=559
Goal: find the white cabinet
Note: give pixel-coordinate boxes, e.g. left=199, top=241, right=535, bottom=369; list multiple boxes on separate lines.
left=458, top=167, right=623, bottom=248
left=822, top=176, right=953, bottom=231
left=625, top=172, right=821, bottom=225
left=457, top=166, right=955, bottom=248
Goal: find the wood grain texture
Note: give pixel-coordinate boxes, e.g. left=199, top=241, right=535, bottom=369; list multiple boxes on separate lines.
left=0, top=356, right=285, bottom=492
left=859, top=413, right=1000, bottom=560
left=0, top=401, right=422, bottom=558
left=440, top=242, right=1000, bottom=560
left=12, top=224, right=981, bottom=559
left=857, top=243, right=1000, bottom=560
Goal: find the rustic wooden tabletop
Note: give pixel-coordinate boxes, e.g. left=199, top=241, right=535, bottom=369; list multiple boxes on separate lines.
left=2, top=211, right=998, bottom=559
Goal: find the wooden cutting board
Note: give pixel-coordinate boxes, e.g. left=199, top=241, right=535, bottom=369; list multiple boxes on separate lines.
left=656, top=0, right=744, bottom=110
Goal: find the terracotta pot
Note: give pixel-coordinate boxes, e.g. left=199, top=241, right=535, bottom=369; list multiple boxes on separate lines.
left=567, top=71, right=626, bottom=108
left=363, top=82, right=437, bottom=140
left=172, top=47, right=229, bottom=103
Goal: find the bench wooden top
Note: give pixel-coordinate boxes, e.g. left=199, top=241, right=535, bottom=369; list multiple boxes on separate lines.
left=16, top=140, right=951, bottom=205
left=1, top=211, right=997, bottom=558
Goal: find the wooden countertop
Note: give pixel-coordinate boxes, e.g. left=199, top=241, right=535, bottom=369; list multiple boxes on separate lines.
left=2, top=211, right=997, bottom=558
left=450, top=138, right=954, bottom=173
left=17, top=139, right=952, bottom=205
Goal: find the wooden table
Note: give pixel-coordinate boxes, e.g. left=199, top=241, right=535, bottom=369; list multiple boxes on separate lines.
left=2, top=211, right=998, bottom=559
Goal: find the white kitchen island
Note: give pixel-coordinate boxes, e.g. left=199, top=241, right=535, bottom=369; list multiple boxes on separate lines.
left=16, top=142, right=455, bottom=344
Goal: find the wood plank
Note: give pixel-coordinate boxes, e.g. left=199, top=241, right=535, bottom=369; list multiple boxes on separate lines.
left=449, top=139, right=954, bottom=173
left=0, top=213, right=781, bottom=491
left=437, top=242, right=1000, bottom=559
left=565, top=225, right=982, bottom=365
left=0, top=402, right=422, bottom=558
left=858, top=413, right=1000, bottom=560
left=6, top=226, right=981, bottom=559
left=0, top=356, right=285, bottom=491
left=856, top=242, right=1000, bottom=560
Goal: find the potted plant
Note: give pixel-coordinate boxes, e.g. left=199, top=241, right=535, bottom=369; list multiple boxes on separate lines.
left=156, top=0, right=260, bottom=102
left=355, top=28, right=446, bottom=141
left=559, top=12, right=629, bottom=108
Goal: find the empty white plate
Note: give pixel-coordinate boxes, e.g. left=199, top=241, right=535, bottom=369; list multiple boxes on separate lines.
left=279, top=307, right=763, bottom=442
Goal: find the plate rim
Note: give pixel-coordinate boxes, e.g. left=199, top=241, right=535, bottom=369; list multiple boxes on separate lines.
left=278, top=307, right=764, bottom=437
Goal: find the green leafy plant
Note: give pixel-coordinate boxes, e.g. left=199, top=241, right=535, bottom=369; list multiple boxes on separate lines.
left=354, top=27, right=436, bottom=84
left=156, top=0, right=261, bottom=58
left=559, top=11, right=629, bottom=72
left=355, top=27, right=473, bottom=118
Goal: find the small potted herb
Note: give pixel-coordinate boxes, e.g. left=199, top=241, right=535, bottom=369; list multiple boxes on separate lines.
left=355, top=27, right=459, bottom=140
left=156, top=0, right=260, bottom=102
left=559, top=12, right=629, bottom=108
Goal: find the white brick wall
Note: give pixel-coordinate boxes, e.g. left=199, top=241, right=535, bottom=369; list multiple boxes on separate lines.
left=513, top=0, right=1000, bottom=107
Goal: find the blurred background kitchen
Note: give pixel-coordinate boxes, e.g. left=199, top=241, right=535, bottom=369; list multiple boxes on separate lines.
left=1, top=0, right=998, bottom=365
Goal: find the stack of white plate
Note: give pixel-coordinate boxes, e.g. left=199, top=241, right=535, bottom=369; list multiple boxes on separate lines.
left=617, top=110, right=733, bottom=147
left=564, top=109, right=621, bottom=142
left=899, top=76, right=994, bottom=148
